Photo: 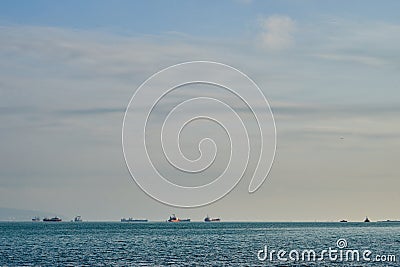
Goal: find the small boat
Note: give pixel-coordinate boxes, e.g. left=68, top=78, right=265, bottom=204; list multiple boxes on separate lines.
left=204, top=215, right=221, bottom=222
left=121, top=217, right=148, bottom=223
left=43, top=217, right=62, bottom=222
left=32, top=216, right=40, bottom=222
left=364, top=217, right=370, bottom=223
left=339, top=220, right=348, bottom=223
left=167, top=214, right=190, bottom=222
left=74, top=216, right=82, bottom=222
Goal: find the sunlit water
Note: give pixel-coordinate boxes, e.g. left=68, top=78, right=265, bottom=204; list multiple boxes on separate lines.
left=1, top=222, right=399, bottom=266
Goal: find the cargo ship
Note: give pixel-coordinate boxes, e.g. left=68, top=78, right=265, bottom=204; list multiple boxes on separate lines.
left=43, top=217, right=62, bottom=222
left=204, top=215, right=220, bottom=222
left=121, top=217, right=148, bottom=223
left=167, top=214, right=190, bottom=222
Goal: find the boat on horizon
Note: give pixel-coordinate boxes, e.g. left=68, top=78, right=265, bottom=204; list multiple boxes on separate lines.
left=364, top=216, right=370, bottom=223
left=167, top=214, right=190, bottom=222
left=43, top=217, right=62, bottom=222
left=339, top=219, right=348, bottom=223
left=32, top=216, right=40, bottom=222
left=121, top=217, right=148, bottom=223
left=204, top=215, right=220, bottom=222
left=74, top=215, right=82, bottom=222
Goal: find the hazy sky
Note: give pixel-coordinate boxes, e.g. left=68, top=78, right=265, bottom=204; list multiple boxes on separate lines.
left=1, top=0, right=399, bottom=221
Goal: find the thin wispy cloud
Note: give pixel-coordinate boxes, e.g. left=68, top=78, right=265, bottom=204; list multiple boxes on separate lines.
left=316, top=53, right=387, bottom=67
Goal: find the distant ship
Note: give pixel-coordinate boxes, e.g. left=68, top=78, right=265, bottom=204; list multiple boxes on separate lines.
left=204, top=215, right=220, bottom=222
left=43, top=217, right=62, bottom=222
left=121, top=217, right=148, bottom=223
left=364, top=217, right=370, bottom=223
left=74, top=216, right=82, bottom=222
left=167, top=214, right=190, bottom=222
left=32, top=216, right=40, bottom=222
left=339, top=219, right=348, bottom=223
left=378, top=220, right=400, bottom=223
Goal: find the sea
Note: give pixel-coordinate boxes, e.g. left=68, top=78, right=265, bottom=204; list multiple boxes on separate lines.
left=0, top=222, right=399, bottom=266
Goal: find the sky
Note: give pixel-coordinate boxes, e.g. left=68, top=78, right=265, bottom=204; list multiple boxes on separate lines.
left=0, top=0, right=399, bottom=221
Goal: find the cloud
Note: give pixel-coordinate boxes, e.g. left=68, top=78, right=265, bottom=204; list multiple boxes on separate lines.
left=316, top=53, right=387, bottom=67
left=234, top=0, right=253, bottom=4
left=273, top=102, right=400, bottom=117
left=0, top=20, right=400, bottom=219
left=259, top=15, right=296, bottom=50
left=306, top=18, right=400, bottom=68
left=272, top=101, right=400, bottom=143
left=57, top=107, right=125, bottom=116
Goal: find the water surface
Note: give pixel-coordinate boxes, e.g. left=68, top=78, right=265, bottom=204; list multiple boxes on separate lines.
left=1, top=222, right=399, bottom=266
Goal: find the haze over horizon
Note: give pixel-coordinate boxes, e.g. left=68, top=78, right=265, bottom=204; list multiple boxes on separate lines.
left=1, top=0, right=399, bottom=222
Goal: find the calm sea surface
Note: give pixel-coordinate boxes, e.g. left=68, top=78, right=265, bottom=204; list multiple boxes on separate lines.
left=0, top=222, right=399, bottom=266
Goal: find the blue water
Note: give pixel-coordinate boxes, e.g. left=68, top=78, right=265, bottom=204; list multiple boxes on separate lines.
left=0, top=222, right=399, bottom=266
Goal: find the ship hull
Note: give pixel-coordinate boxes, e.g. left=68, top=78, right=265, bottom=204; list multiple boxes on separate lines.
left=43, top=217, right=62, bottom=222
